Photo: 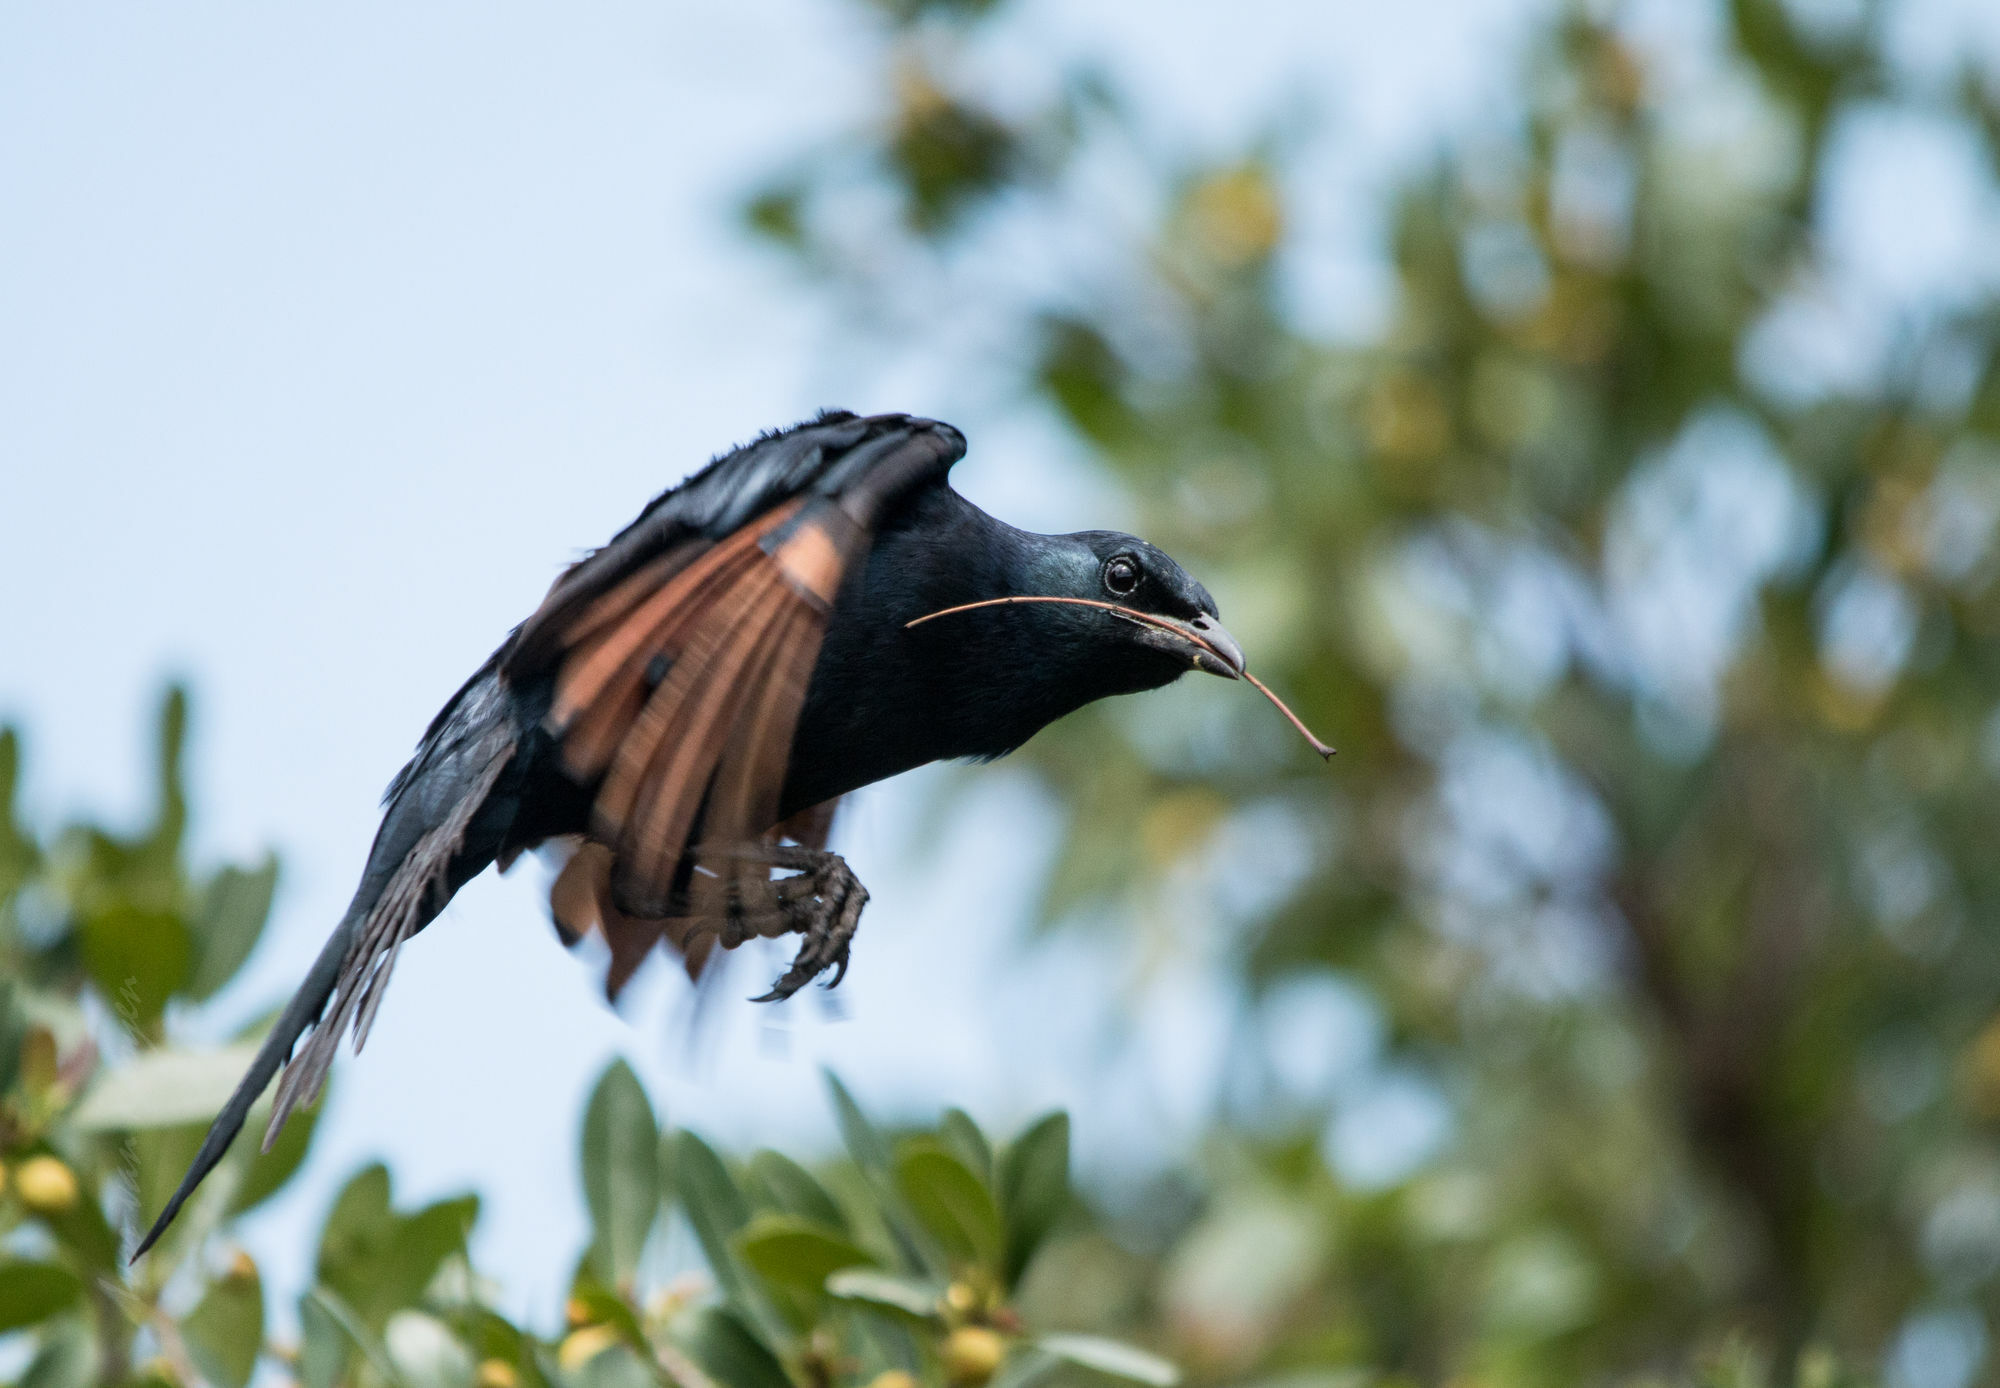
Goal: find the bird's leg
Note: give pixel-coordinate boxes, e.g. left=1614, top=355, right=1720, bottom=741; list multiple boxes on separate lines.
left=687, top=842, right=869, bottom=1001
left=743, top=843, right=868, bottom=1002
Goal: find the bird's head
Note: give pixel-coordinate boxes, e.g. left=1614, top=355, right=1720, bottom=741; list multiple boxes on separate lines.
left=903, top=526, right=1246, bottom=709
left=877, top=487, right=1332, bottom=767
left=1031, top=530, right=1246, bottom=685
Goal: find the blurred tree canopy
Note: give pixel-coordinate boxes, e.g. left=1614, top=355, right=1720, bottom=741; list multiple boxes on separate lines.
left=741, top=0, right=2000, bottom=1382
left=7, top=1, right=2000, bottom=1386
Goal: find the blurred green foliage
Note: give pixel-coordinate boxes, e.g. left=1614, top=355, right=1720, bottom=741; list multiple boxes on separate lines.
left=0, top=694, right=1171, bottom=1387
left=2, top=690, right=312, bottom=1388
left=739, top=0, right=2000, bottom=1382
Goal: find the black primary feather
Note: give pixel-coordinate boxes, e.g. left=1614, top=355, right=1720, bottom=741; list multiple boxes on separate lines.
left=132, top=411, right=1249, bottom=1258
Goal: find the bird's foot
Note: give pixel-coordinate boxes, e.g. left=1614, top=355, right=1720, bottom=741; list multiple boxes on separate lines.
left=749, top=846, right=868, bottom=1002
left=690, top=842, right=869, bottom=1001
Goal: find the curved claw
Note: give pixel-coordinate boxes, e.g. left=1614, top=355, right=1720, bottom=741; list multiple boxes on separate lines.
left=737, top=846, right=867, bottom=1002
left=751, top=932, right=853, bottom=1002
left=750, top=954, right=826, bottom=1003
left=763, top=915, right=861, bottom=1000
left=749, top=924, right=834, bottom=1002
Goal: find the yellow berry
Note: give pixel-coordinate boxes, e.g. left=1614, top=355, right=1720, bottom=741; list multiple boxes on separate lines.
left=226, top=1249, right=258, bottom=1282
left=15, top=1155, right=79, bottom=1214
left=564, top=1297, right=592, bottom=1328
left=476, top=1359, right=519, bottom=1388
left=942, top=1326, right=1006, bottom=1384
left=867, top=1374, right=920, bottom=1388
left=944, top=1280, right=979, bottom=1314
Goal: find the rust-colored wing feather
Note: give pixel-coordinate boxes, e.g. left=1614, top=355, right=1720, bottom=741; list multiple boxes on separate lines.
left=550, top=509, right=793, bottom=780
left=536, top=498, right=867, bottom=996
left=506, top=413, right=963, bottom=996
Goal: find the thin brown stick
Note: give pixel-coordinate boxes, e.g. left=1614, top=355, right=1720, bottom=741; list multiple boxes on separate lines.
left=907, top=594, right=1193, bottom=635
left=1242, top=670, right=1336, bottom=759
left=905, top=595, right=1334, bottom=761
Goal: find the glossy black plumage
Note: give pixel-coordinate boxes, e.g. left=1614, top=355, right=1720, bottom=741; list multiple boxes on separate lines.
left=134, top=411, right=1242, bottom=1257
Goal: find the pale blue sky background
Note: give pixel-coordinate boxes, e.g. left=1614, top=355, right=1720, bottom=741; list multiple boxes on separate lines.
left=5, top=0, right=1998, bottom=1330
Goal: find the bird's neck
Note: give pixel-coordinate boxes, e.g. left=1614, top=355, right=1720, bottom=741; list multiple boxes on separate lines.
left=779, top=486, right=1172, bottom=815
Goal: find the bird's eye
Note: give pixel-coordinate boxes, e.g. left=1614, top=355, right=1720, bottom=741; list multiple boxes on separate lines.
left=1103, top=555, right=1141, bottom=597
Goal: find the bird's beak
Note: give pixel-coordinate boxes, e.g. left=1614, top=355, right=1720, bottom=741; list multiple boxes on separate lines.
left=1171, top=612, right=1246, bottom=679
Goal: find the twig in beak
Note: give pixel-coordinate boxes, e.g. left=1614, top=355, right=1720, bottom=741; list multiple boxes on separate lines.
left=1241, top=671, right=1336, bottom=760
left=904, top=595, right=1335, bottom=761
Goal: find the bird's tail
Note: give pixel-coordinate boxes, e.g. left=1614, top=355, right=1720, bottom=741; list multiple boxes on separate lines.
left=129, top=907, right=360, bottom=1258
left=132, top=670, right=518, bottom=1260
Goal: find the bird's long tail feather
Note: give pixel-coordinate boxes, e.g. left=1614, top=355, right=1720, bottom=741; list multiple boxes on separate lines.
left=132, top=672, right=518, bottom=1261
left=129, top=910, right=358, bottom=1259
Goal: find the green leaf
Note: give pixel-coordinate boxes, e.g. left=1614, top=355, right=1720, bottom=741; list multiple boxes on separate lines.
left=18, top=1318, right=96, bottom=1388
left=997, top=1112, right=1069, bottom=1285
left=34, top=1175, right=121, bottom=1273
left=385, top=1310, right=476, bottom=1388
left=300, top=1286, right=393, bottom=1388
left=183, top=1259, right=266, bottom=1388
left=230, top=1085, right=325, bottom=1215
left=298, top=1291, right=350, bottom=1388
left=317, top=1164, right=395, bottom=1279
left=131, top=1124, right=207, bottom=1254
left=747, top=1149, right=848, bottom=1231
left=71, top=1042, right=262, bottom=1130
left=566, top=1278, right=659, bottom=1373
left=1038, top=1335, right=1181, bottom=1385
left=529, top=1343, right=570, bottom=1388
left=0, top=726, right=38, bottom=904
left=0, top=1261, right=83, bottom=1332
left=77, top=903, right=192, bottom=1028
left=186, top=854, right=278, bottom=1001
left=736, top=1212, right=874, bottom=1291
left=673, top=1130, right=762, bottom=1316
left=941, top=1107, right=993, bottom=1183
left=673, top=1305, right=793, bottom=1388
left=823, top=1070, right=895, bottom=1177
left=822, top=1070, right=932, bottom=1273
left=147, top=685, right=190, bottom=860
left=0, top=981, right=25, bottom=1097
left=824, top=1268, right=943, bottom=1320
left=570, top=1343, right=655, bottom=1388
left=744, top=185, right=807, bottom=249
left=988, top=1353, right=1057, bottom=1388
left=579, top=1059, right=660, bottom=1287
left=896, top=1141, right=1003, bottom=1271
left=316, top=1164, right=478, bottom=1330
left=393, top=1194, right=481, bottom=1298
left=459, top=1309, right=543, bottom=1385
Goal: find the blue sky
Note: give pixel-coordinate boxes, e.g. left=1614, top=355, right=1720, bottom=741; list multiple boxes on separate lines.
left=7, top=0, right=1996, bottom=1330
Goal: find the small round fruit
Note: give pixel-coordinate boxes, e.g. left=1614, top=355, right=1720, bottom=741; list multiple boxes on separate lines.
left=15, top=1156, right=79, bottom=1214
left=942, top=1326, right=1006, bottom=1384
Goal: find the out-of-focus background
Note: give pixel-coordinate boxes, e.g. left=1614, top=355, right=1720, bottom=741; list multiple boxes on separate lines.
left=6, top=0, right=2000, bottom=1384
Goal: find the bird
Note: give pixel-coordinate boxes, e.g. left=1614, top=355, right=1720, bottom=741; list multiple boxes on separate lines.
left=132, top=409, right=1298, bottom=1258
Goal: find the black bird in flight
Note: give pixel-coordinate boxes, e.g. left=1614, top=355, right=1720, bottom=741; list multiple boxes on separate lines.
left=135, top=410, right=1325, bottom=1257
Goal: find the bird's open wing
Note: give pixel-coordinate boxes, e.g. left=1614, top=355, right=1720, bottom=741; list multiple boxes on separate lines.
left=508, top=411, right=963, bottom=994
left=130, top=412, right=963, bottom=1263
